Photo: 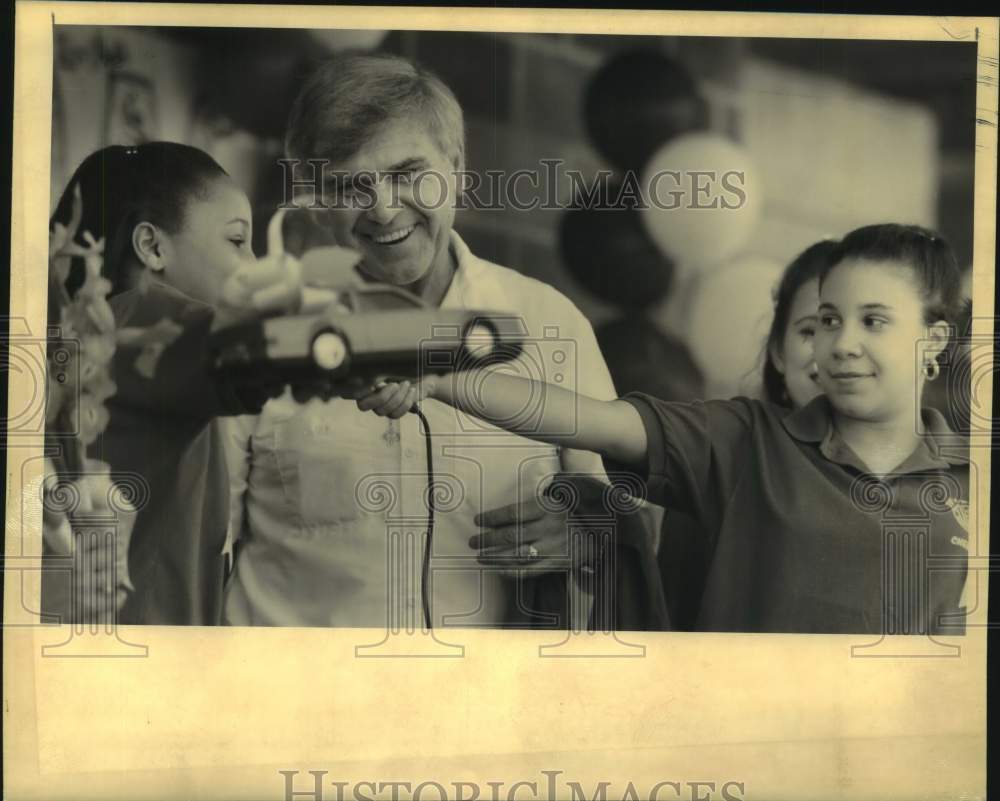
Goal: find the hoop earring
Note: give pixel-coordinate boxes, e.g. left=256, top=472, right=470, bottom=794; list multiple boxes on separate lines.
left=924, top=360, right=941, bottom=381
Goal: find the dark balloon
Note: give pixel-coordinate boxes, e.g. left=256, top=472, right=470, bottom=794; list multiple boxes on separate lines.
left=596, top=317, right=705, bottom=403
left=194, top=29, right=324, bottom=140
left=559, top=180, right=674, bottom=311
left=584, top=50, right=709, bottom=173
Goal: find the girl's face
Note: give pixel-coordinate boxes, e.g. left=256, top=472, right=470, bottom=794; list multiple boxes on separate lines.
left=158, top=175, right=255, bottom=307
left=774, top=277, right=822, bottom=409
left=815, top=258, right=930, bottom=422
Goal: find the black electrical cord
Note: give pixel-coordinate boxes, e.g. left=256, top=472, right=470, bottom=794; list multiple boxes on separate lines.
left=411, top=403, right=434, bottom=631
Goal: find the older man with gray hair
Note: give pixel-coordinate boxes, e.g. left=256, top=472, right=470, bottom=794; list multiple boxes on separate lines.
left=222, top=52, right=660, bottom=632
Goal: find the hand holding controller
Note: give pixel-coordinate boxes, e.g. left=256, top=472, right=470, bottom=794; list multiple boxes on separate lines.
left=354, top=375, right=443, bottom=418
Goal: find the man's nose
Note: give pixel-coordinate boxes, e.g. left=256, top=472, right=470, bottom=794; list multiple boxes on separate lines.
left=365, top=181, right=399, bottom=225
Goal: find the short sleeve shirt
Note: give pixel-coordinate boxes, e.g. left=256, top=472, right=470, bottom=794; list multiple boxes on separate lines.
left=616, top=394, right=970, bottom=634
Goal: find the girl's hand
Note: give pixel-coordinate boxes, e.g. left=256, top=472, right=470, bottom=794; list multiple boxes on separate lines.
left=42, top=461, right=136, bottom=623
left=354, top=376, right=440, bottom=418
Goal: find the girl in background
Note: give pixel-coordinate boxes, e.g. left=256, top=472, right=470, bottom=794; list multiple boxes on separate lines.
left=362, top=225, right=970, bottom=634
left=761, top=240, right=840, bottom=409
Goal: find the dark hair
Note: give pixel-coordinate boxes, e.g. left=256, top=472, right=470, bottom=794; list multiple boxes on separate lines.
left=762, top=239, right=839, bottom=406
left=49, top=142, right=228, bottom=297
left=820, top=223, right=964, bottom=327
left=285, top=52, right=465, bottom=172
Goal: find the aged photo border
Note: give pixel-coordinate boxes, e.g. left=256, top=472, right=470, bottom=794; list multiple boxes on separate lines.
left=4, top=4, right=997, bottom=800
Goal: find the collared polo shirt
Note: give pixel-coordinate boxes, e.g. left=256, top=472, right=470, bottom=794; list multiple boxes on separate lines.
left=222, top=231, right=616, bottom=628
left=616, top=394, right=969, bottom=634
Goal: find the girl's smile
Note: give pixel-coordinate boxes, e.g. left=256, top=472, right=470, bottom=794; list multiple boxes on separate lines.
left=827, top=369, right=875, bottom=384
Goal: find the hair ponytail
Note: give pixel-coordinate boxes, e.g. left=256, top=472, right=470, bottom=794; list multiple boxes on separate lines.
left=50, top=143, right=228, bottom=297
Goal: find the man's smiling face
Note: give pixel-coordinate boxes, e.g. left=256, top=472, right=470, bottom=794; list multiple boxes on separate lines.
left=315, top=117, right=460, bottom=291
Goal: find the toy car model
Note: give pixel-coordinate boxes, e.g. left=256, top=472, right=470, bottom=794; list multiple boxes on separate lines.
left=210, top=283, right=526, bottom=395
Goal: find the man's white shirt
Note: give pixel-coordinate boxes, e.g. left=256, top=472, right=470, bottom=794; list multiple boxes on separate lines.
left=222, top=231, right=616, bottom=629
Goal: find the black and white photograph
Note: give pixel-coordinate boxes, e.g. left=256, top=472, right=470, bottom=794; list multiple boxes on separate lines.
left=37, top=19, right=982, bottom=633
left=4, top=4, right=996, bottom=801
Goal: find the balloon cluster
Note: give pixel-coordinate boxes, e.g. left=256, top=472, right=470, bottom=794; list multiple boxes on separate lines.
left=560, top=48, right=770, bottom=399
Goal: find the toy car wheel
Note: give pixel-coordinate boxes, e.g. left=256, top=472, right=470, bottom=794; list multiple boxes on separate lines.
left=462, top=320, right=500, bottom=363
left=311, top=330, right=350, bottom=371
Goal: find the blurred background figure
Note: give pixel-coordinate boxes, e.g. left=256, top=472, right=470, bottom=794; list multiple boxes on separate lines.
left=761, top=240, right=839, bottom=409
left=50, top=26, right=975, bottom=420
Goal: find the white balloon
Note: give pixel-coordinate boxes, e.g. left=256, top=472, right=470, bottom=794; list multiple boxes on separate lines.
left=640, top=133, right=763, bottom=270
left=308, top=29, right=388, bottom=51
left=686, top=255, right=783, bottom=398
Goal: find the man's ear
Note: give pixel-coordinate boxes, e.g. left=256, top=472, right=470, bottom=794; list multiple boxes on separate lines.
left=451, top=152, right=466, bottom=200
left=132, top=221, right=168, bottom=272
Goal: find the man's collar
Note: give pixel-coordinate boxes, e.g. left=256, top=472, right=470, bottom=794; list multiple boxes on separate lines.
left=448, top=230, right=480, bottom=283
left=440, top=230, right=485, bottom=309
left=781, top=395, right=968, bottom=470
left=449, top=229, right=472, bottom=271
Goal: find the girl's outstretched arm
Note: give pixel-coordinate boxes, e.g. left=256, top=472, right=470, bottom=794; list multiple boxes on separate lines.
left=356, top=369, right=649, bottom=469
